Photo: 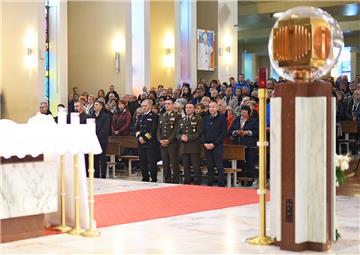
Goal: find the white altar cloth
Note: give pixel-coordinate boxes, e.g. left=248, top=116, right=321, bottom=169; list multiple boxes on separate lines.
left=0, top=116, right=102, bottom=228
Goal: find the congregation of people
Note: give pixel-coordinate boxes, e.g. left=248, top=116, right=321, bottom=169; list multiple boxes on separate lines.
left=39, top=73, right=360, bottom=187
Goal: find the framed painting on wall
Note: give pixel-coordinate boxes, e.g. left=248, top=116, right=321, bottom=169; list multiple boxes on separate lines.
left=197, top=29, right=215, bottom=71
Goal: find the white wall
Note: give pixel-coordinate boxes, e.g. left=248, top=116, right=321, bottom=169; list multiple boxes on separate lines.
left=2, top=1, right=46, bottom=122
left=218, top=0, right=238, bottom=83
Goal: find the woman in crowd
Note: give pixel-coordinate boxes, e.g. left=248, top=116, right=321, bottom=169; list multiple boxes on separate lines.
left=181, top=86, right=193, bottom=102
left=97, top=89, right=105, bottom=100
left=235, top=88, right=243, bottom=107
left=86, top=95, right=95, bottom=116
left=210, top=88, right=219, bottom=102
left=109, top=98, right=118, bottom=114
left=152, top=104, right=160, bottom=114
left=230, top=105, right=259, bottom=186
left=112, top=99, right=131, bottom=136
left=200, top=96, right=211, bottom=113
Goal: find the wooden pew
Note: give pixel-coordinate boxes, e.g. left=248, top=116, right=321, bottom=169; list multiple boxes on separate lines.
left=223, top=144, right=246, bottom=187
left=107, top=136, right=139, bottom=176
left=338, top=121, right=358, bottom=154
left=107, top=136, right=248, bottom=185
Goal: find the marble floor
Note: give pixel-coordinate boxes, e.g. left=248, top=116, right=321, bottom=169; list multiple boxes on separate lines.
left=1, top=179, right=359, bottom=254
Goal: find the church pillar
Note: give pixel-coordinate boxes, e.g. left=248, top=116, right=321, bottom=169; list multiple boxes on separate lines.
left=217, top=0, right=238, bottom=83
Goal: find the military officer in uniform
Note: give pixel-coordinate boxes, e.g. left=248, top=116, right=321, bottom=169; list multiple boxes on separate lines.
left=176, top=103, right=203, bottom=185
left=201, top=101, right=227, bottom=187
left=135, top=99, right=160, bottom=182
left=157, top=99, right=181, bottom=183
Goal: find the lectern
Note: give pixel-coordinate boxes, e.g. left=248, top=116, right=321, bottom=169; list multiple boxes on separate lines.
left=269, top=7, right=344, bottom=252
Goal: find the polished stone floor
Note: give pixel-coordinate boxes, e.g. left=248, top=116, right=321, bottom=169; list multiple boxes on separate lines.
left=1, top=179, right=359, bottom=254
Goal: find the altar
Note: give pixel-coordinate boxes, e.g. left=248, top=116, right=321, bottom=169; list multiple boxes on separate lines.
left=0, top=114, right=102, bottom=243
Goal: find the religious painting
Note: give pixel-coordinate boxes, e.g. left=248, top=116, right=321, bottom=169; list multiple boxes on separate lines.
left=197, top=29, right=215, bottom=71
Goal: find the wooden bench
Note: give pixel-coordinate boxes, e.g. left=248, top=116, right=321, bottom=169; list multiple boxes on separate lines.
left=108, top=136, right=139, bottom=176
left=223, top=144, right=246, bottom=187
left=338, top=121, right=358, bottom=154
left=106, top=139, right=122, bottom=178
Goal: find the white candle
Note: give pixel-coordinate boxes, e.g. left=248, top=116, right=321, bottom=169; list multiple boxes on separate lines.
left=58, top=109, right=67, bottom=125
left=86, top=118, right=96, bottom=133
left=70, top=112, right=80, bottom=125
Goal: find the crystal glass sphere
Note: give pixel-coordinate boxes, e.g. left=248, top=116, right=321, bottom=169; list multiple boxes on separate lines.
left=268, top=6, right=344, bottom=81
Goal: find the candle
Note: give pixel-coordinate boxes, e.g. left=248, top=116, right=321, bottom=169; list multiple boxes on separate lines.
left=58, top=109, right=67, bottom=125
left=86, top=118, right=96, bottom=133
left=70, top=112, right=80, bottom=125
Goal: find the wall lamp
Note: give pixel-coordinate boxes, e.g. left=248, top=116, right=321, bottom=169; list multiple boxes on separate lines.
left=115, top=52, right=120, bottom=73
left=113, top=35, right=122, bottom=73
left=24, top=28, right=36, bottom=69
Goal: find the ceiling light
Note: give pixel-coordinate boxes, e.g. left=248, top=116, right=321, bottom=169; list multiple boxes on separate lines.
left=272, top=12, right=284, bottom=19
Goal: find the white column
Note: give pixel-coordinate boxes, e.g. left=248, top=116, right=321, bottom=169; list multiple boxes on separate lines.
left=49, top=0, right=68, bottom=114
left=174, top=1, right=181, bottom=86
left=37, top=1, right=46, bottom=103
left=217, top=0, right=238, bottom=83
left=0, top=1, right=3, bottom=118
left=189, top=0, right=197, bottom=87
left=124, top=1, right=132, bottom=95
left=175, top=0, right=197, bottom=88
left=131, top=0, right=150, bottom=95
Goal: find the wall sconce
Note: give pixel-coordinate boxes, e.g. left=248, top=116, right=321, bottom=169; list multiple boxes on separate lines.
left=163, top=31, right=174, bottom=68
left=223, top=46, right=232, bottom=65
left=24, top=28, right=36, bottom=69
left=115, top=52, right=120, bottom=73
left=113, top=35, right=122, bottom=73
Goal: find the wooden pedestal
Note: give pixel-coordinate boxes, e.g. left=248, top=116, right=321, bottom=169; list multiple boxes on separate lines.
left=270, top=81, right=335, bottom=252
left=0, top=214, right=44, bottom=243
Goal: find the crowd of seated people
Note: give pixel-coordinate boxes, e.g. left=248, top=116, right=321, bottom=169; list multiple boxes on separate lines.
left=41, top=73, right=360, bottom=186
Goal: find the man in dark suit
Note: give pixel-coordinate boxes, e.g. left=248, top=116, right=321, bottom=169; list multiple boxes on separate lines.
left=176, top=103, right=203, bottom=184
left=230, top=105, right=259, bottom=185
left=353, top=90, right=360, bottom=148
left=93, top=100, right=111, bottom=178
left=157, top=99, right=181, bottom=183
left=135, top=99, right=160, bottom=182
left=201, top=102, right=227, bottom=187
left=74, top=100, right=89, bottom=124
left=105, top=84, right=120, bottom=102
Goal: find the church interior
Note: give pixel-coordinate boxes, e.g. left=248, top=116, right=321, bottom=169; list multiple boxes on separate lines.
left=0, top=0, right=359, bottom=254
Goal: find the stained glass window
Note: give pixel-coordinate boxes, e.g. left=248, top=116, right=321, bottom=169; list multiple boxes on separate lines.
left=45, top=1, right=50, bottom=104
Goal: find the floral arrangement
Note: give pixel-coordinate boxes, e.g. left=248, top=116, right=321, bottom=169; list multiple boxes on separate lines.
left=335, top=154, right=350, bottom=187
left=335, top=154, right=351, bottom=241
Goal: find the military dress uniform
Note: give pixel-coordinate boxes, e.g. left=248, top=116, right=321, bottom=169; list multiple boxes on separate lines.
left=135, top=110, right=160, bottom=182
left=176, top=114, right=203, bottom=184
left=157, top=111, right=181, bottom=183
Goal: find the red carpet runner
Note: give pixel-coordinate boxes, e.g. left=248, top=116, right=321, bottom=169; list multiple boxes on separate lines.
left=95, top=185, right=268, bottom=228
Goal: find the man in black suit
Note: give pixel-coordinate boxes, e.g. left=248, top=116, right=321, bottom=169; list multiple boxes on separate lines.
left=74, top=100, right=89, bottom=124
left=39, top=101, right=52, bottom=116
left=230, top=105, right=259, bottom=185
left=201, top=102, right=227, bottom=187
left=135, top=99, right=160, bottom=182
left=105, top=84, right=120, bottom=102
left=93, top=100, right=111, bottom=178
